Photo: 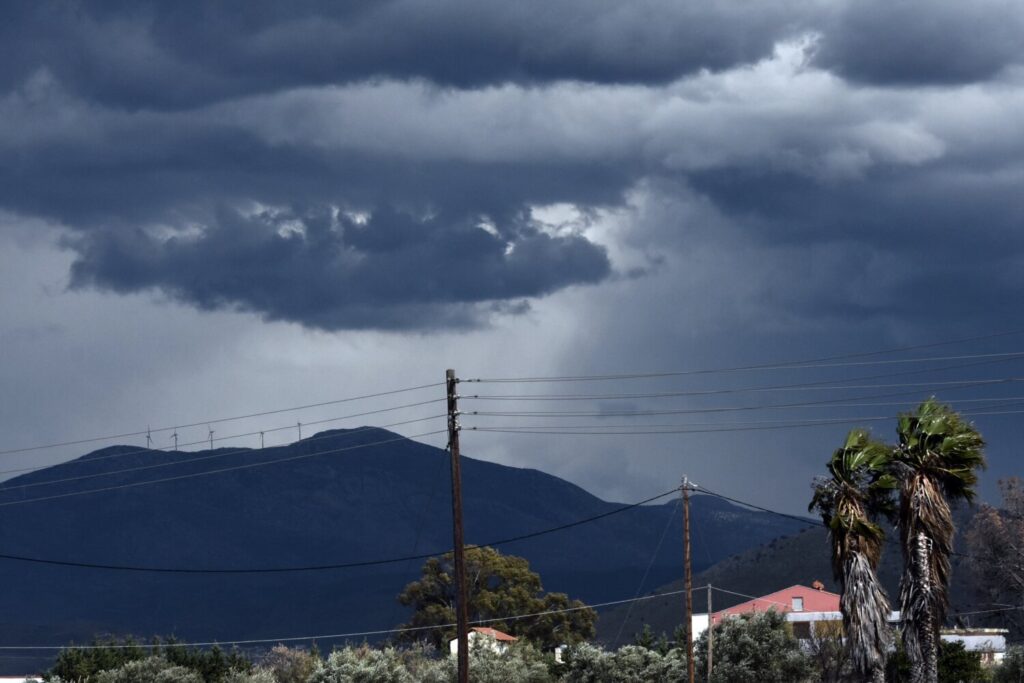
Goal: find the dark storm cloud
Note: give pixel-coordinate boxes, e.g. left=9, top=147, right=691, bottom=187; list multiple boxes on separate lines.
left=0, top=0, right=807, bottom=108
left=3, top=0, right=1024, bottom=332
left=814, top=0, right=1024, bottom=85
left=64, top=205, right=610, bottom=330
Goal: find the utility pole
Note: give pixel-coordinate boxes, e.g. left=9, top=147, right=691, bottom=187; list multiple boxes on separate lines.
left=683, top=476, right=695, bottom=683
left=208, top=426, right=214, bottom=450
left=259, top=431, right=265, bottom=449
left=297, top=422, right=302, bottom=441
left=446, top=369, right=470, bottom=683
left=146, top=425, right=152, bottom=450
left=707, top=583, right=713, bottom=683
left=170, top=428, right=178, bottom=451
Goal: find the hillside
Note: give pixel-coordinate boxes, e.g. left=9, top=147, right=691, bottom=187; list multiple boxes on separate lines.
left=598, top=506, right=983, bottom=646
left=0, top=428, right=805, bottom=674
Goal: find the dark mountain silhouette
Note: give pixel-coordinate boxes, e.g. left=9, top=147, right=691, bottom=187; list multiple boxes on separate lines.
left=0, top=428, right=808, bottom=674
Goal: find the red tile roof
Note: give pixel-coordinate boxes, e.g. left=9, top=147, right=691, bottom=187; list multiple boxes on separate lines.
left=712, top=584, right=840, bottom=624
left=472, top=627, right=518, bottom=642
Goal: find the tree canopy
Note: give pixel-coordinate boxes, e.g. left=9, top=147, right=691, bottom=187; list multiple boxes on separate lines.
left=396, top=546, right=596, bottom=650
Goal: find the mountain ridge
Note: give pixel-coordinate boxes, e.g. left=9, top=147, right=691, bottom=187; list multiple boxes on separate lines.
left=0, top=427, right=811, bottom=673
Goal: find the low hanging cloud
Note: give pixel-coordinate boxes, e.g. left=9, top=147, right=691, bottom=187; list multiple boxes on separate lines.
left=65, top=206, right=611, bottom=330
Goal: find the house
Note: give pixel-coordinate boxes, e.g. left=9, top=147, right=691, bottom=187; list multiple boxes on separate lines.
left=693, top=583, right=1011, bottom=664
left=940, top=628, right=1009, bottom=665
left=449, top=627, right=518, bottom=656
left=707, top=583, right=842, bottom=639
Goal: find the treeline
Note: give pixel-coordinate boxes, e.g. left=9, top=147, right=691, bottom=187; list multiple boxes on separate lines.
left=33, top=611, right=1024, bottom=682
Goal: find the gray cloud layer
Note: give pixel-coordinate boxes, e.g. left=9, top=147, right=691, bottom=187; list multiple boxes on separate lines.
left=3, top=1, right=1024, bottom=332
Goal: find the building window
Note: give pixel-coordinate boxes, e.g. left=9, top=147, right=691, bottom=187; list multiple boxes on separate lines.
left=792, top=597, right=804, bottom=611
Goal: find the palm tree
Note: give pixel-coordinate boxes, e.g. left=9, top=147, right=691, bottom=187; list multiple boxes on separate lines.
left=810, top=429, right=895, bottom=683
left=893, top=398, right=985, bottom=683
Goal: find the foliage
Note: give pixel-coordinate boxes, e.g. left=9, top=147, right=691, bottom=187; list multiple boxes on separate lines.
left=966, top=477, right=1024, bottom=638
left=810, top=428, right=895, bottom=682
left=222, top=670, right=275, bottom=683
left=396, top=546, right=596, bottom=650
left=804, top=620, right=854, bottom=682
left=307, top=646, right=414, bottom=683
left=44, top=638, right=252, bottom=683
left=894, top=398, right=986, bottom=682
left=261, top=645, right=319, bottom=683
left=693, top=610, right=815, bottom=683
left=936, top=641, right=988, bottom=683
left=887, top=633, right=993, bottom=682
left=993, top=646, right=1024, bottom=683
left=93, top=656, right=203, bottom=683
left=561, top=642, right=686, bottom=683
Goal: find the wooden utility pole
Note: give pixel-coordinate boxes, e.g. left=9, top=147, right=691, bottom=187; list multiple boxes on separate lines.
left=446, top=369, right=470, bottom=683
left=707, top=583, right=713, bottom=683
left=683, top=477, right=695, bottom=683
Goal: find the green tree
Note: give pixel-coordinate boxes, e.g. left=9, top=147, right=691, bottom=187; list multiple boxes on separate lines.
left=993, top=646, right=1024, bottom=682
left=44, top=638, right=251, bottom=683
left=810, top=428, right=896, bottom=683
left=693, top=610, right=815, bottom=683
left=893, top=399, right=986, bottom=683
left=396, top=546, right=596, bottom=650
left=937, top=641, right=987, bottom=683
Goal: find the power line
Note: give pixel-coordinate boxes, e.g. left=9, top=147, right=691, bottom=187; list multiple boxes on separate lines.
left=0, top=488, right=680, bottom=572
left=0, top=414, right=447, bottom=494
left=694, top=485, right=981, bottom=562
left=462, top=399, right=1024, bottom=431
left=465, top=407, right=1024, bottom=437
left=0, top=429, right=449, bottom=509
left=0, top=381, right=444, bottom=457
left=0, top=586, right=705, bottom=650
left=461, top=330, right=1024, bottom=383
left=464, top=377, right=1024, bottom=415
left=465, top=351, right=1024, bottom=389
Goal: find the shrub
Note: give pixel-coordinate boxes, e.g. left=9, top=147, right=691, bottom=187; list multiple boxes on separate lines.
left=93, top=656, right=203, bottom=683
left=262, top=645, right=318, bottom=683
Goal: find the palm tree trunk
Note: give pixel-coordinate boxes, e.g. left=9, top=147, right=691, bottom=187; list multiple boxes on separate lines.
left=914, top=531, right=938, bottom=683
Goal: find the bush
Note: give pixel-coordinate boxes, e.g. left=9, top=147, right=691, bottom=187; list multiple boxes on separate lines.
left=307, top=646, right=414, bottom=683
left=994, top=646, right=1024, bottom=683
left=93, top=656, right=203, bottom=683
left=262, top=645, right=318, bottom=683
left=693, top=611, right=815, bottom=683
left=222, top=669, right=276, bottom=683
left=44, top=638, right=252, bottom=683
left=562, top=642, right=686, bottom=682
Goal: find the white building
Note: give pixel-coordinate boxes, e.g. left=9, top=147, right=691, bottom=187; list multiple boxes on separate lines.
left=449, top=627, right=518, bottom=656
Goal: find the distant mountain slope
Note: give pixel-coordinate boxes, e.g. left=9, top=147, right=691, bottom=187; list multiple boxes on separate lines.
left=0, top=428, right=806, bottom=674
left=598, top=507, right=982, bottom=646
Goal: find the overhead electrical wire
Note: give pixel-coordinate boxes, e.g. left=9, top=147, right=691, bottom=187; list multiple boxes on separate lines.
left=465, top=407, right=1024, bottom=436
left=0, top=586, right=702, bottom=650
left=464, top=376, right=1024, bottom=406
left=0, top=487, right=679, bottom=573
left=463, top=380, right=1024, bottom=421
left=0, top=381, right=445, bottom=457
left=0, top=414, right=447, bottom=494
left=0, top=429, right=450, bottom=509
left=462, top=329, right=1024, bottom=383
left=693, top=485, right=982, bottom=562
left=0, top=397, right=447, bottom=481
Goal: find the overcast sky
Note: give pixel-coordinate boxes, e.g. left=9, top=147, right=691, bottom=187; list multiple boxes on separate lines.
left=2, top=0, right=1023, bottom=514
